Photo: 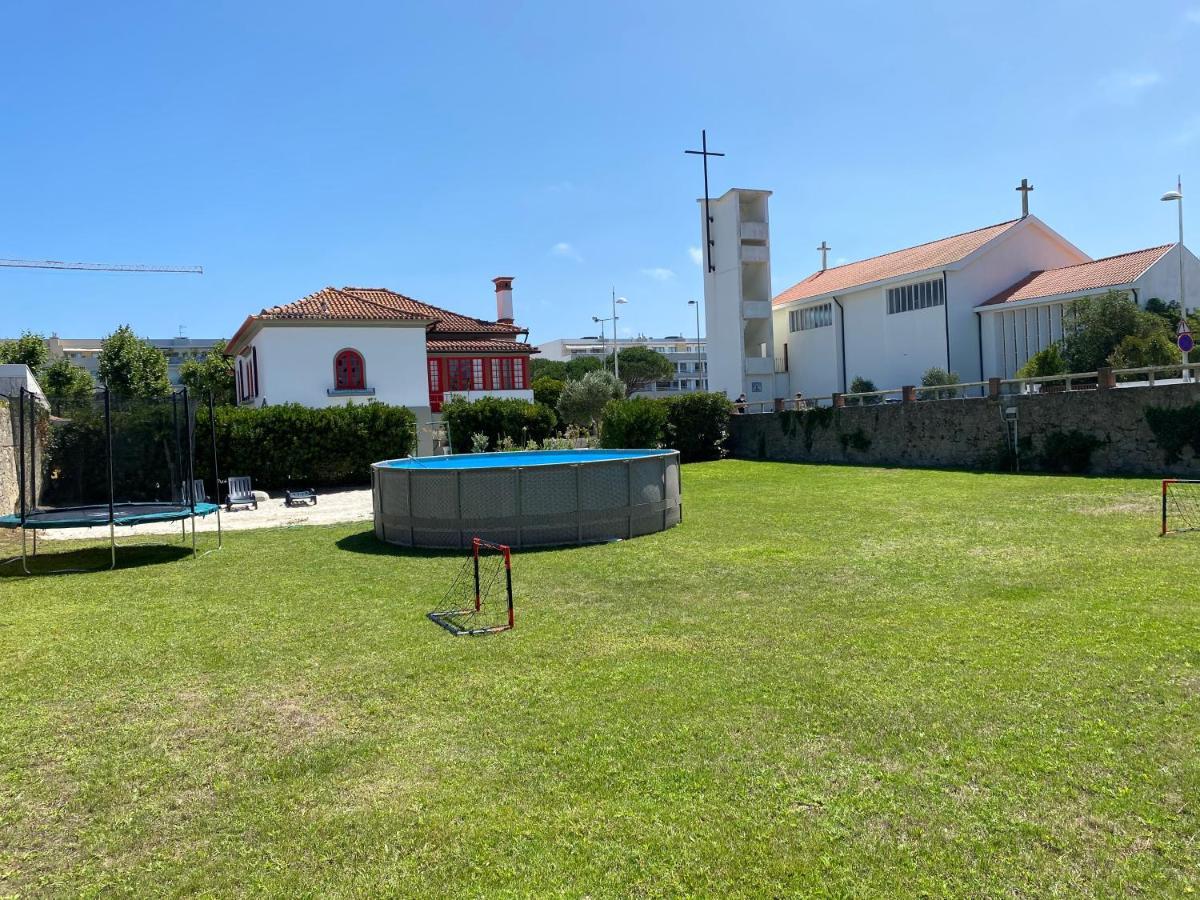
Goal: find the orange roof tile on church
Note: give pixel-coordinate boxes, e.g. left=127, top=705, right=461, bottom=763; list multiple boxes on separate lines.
left=979, top=245, right=1173, bottom=306
left=773, top=219, right=1021, bottom=306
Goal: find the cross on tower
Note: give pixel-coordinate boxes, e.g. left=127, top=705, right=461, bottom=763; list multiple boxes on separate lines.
left=817, top=241, right=831, bottom=271
left=685, top=130, right=726, bottom=273
left=1016, top=178, right=1034, bottom=218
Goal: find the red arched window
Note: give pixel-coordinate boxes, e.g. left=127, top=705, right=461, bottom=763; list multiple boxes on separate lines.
left=334, top=348, right=365, bottom=390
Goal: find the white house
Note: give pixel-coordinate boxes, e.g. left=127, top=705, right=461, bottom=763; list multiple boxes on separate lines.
left=702, top=186, right=1200, bottom=399
left=224, top=278, right=536, bottom=425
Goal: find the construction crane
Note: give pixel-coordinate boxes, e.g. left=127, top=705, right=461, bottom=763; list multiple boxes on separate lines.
left=0, top=258, right=202, bottom=274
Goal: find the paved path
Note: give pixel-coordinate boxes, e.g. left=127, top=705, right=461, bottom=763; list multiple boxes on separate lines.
left=40, top=487, right=374, bottom=541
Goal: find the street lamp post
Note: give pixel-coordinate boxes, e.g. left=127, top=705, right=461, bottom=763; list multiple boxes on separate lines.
left=687, top=299, right=704, bottom=392
left=592, top=315, right=614, bottom=368
left=1162, top=176, right=1185, bottom=313
left=611, top=289, right=628, bottom=379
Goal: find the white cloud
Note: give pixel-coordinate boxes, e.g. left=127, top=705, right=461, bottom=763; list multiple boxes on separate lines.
left=641, top=267, right=676, bottom=282
left=1098, top=69, right=1163, bottom=103
left=550, top=242, right=582, bottom=262
left=833, top=257, right=849, bottom=267
left=688, top=246, right=703, bottom=267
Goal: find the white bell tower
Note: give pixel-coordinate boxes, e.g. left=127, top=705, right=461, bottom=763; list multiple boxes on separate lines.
left=700, top=188, right=780, bottom=404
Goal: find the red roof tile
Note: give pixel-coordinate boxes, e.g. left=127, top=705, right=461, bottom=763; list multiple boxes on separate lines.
left=257, top=287, right=431, bottom=322
left=773, top=219, right=1021, bottom=306
left=979, top=245, right=1173, bottom=306
left=426, top=338, right=536, bottom=354
left=340, top=287, right=523, bottom=334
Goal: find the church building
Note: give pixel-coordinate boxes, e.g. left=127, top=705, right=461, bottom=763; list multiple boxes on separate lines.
left=701, top=184, right=1199, bottom=402
left=225, top=277, right=536, bottom=425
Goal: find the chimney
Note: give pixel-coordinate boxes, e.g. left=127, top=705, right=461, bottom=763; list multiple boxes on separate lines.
left=493, top=276, right=514, bottom=323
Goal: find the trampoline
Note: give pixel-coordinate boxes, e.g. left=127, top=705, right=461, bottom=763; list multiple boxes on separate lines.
left=1, top=386, right=224, bottom=574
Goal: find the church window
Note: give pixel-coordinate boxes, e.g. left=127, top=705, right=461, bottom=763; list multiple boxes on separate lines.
left=887, top=277, right=945, bottom=314
left=334, top=348, right=366, bottom=390
left=790, top=303, right=833, bottom=331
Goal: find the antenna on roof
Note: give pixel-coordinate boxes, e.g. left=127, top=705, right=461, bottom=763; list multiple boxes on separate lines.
left=1016, top=178, right=1034, bottom=218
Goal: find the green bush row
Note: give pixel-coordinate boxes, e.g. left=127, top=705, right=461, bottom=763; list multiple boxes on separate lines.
left=440, top=396, right=557, bottom=453
left=195, top=402, right=416, bottom=489
left=599, top=392, right=732, bottom=463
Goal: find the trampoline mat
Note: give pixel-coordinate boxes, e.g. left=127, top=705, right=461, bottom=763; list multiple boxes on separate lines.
left=0, top=502, right=219, bottom=530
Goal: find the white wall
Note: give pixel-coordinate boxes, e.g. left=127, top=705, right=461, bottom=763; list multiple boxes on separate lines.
left=1136, top=245, right=1200, bottom=311
left=779, top=306, right=841, bottom=398
left=242, top=324, right=431, bottom=408
left=948, top=219, right=1088, bottom=380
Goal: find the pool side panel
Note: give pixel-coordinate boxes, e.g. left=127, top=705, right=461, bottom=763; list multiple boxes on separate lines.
left=372, top=451, right=682, bottom=549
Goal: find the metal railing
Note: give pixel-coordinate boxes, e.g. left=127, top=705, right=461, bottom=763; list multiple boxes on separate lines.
left=731, top=363, right=1198, bottom=415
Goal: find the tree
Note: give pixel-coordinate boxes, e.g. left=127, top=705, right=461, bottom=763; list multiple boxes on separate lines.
left=849, top=376, right=876, bottom=393
left=556, top=369, right=624, bottom=431
left=531, top=376, right=565, bottom=411
left=1060, top=291, right=1162, bottom=373
left=1016, top=344, right=1068, bottom=378
left=0, top=331, right=48, bottom=374
left=41, top=358, right=96, bottom=411
left=97, top=325, right=171, bottom=399
left=1107, top=332, right=1180, bottom=371
left=921, top=366, right=961, bottom=399
left=178, top=339, right=235, bottom=405
left=530, top=358, right=568, bottom=382
left=610, top=346, right=673, bottom=395
left=565, top=355, right=603, bottom=380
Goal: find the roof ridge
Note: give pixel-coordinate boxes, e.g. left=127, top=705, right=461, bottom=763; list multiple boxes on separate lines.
left=806, top=218, right=1021, bottom=276
left=328, top=286, right=428, bottom=317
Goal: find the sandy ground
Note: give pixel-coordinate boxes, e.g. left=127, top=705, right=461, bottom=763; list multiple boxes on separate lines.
left=40, top=487, right=374, bottom=542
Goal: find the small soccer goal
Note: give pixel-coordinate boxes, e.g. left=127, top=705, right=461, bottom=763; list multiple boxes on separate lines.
left=1161, top=479, right=1200, bottom=535
left=428, top=538, right=515, bottom=635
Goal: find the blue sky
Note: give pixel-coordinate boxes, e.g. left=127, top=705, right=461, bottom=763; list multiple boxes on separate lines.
left=1, top=0, right=1197, bottom=345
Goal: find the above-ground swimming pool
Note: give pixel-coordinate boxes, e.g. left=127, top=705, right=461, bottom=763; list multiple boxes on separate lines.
left=372, top=448, right=681, bottom=549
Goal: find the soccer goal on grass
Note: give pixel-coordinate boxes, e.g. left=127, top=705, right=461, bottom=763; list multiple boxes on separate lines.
left=1161, top=479, right=1200, bottom=535
left=428, top=538, right=515, bottom=635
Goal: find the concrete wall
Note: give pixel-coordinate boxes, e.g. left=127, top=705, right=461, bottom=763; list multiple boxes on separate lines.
left=729, top=382, right=1200, bottom=476
left=0, top=402, right=16, bottom=515
left=238, top=323, right=431, bottom=409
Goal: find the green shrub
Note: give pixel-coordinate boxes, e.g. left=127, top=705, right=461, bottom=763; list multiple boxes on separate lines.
left=664, top=392, right=732, bottom=463
left=195, top=402, right=416, bottom=489
left=441, top=396, right=557, bottom=452
left=600, top=397, right=668, bottom=448
left=849, top=376, right=876, bottom=394
left=1017, top=345, right=1068, bottom=378
left=1040, top=429, right=1103, bottom=474
left=531, top=376, right=565, bottom=412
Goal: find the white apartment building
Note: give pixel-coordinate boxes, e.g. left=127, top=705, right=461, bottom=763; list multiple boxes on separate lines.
left=42, top=335, right=223, bottom=386
left=537, top=335, right=708, bottom=395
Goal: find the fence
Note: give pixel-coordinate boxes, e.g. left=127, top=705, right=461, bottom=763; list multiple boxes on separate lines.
left=732, top=364, right=1197, bottom=415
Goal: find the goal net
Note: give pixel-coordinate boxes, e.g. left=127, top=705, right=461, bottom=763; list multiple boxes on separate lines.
left=1162, top=480, right=1200, bottom=535
left=428, top=538, right=514, bottom=635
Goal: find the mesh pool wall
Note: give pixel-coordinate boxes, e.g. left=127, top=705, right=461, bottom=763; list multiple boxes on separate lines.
left=372, top=451, right=682, bottom=549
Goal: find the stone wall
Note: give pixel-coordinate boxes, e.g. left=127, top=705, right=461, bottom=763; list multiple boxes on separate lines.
left=729, top=382, right=1200, bottom=476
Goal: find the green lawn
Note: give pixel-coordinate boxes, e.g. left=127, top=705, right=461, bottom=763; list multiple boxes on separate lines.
left=2, top=461, right=1198, bottom=896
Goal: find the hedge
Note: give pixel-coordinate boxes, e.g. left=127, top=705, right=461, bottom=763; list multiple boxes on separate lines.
left=600, top=397, right=668, bottom=449
left=441, top=396, right=557, bottom=452
left=598, top=392, right=732, bottom=463
left=195, top=402, right=416, bottom=490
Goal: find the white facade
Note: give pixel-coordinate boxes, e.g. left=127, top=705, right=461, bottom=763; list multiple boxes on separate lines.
left=537, top=335, right=708, bottom=394
left=700, top=188, right=782, bottom=402
left=233, top=323, right=432, bottom=409
left=776, top=216, right=1088, bottom=396
left=979, top=244, right=1200, bottom=378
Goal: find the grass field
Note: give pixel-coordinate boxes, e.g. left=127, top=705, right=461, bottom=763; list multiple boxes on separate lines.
left=2, top=461, right=1198, bottom=896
